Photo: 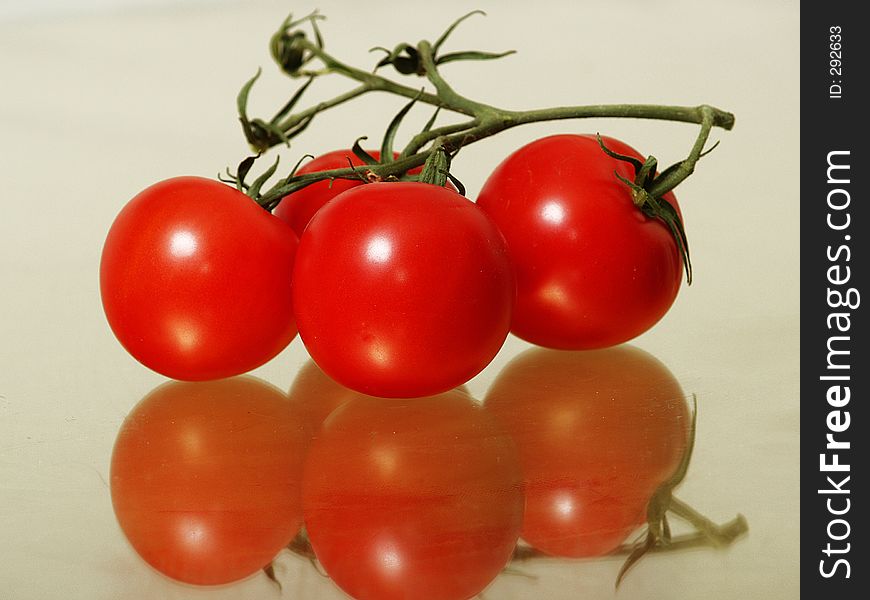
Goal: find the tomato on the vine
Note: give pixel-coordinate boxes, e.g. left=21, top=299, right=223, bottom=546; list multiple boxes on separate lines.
left=484, top=346, right=689, bottom=558
left=477, top=134, right=684, bottom=349
left=274, top=149, right=453, bottom=238
left=292, top=181, right=514, bottom=398
left=110, top=377, right=308, bottom=585
left=303, top=389, right=523, bottom=600
left=100, top=177, right=298, bottom=380
left=274, top=149, right=390, bottom=238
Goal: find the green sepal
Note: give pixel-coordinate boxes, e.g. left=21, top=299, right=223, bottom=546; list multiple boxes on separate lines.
left=237, top=69, right=261, bottom=146
left=381, top=91, right=423, bottom=164
left=283, top=112, right=316, bottom=143
left=635, top=156, right=658, bottom=189
left=258, top=154, right=316, bottom=213
left=216, top=171, right=236, bottom=187
left=236, top=155, right=259, bottom=191
left=658, top=197, right=692, bottom=285
left=422, top=105, right=441, bottom=134
left=310, top=16, right=324, bottom=50
left=289, top=154, right=315, bottom=177
left=607, top=140, right=694, bottom=285
left=446, top=172, right=466, bottom=196
left=597, top=133, right=643, bottom=172
left=238, top=68, right=315, bottom=152
left=351, top=137, right=379, bottom=165
left=270, top=76, right=315, bottom=125
left=248, top=156, right=281, bottom=199
left=432, top=10, right=486, bottom=54
left=435, top=49, right=516, bottom=65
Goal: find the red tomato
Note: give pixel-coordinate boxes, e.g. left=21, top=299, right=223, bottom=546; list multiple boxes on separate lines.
left=110, top=377, right=308, bottom=585
left=484, top=346, right=689, bottom=558
left=477, top=134, right=684, bottom=349
left=273, top=149, right=389, bottom=238
left=303, top=390, right=524, bottom=600
left=100, top=177, right=298, bottom=380
left=292, top=182, right=514, bottom=398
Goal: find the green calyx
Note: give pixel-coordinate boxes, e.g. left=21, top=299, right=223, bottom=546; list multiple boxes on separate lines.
left=371, top=11, right=515, bottom=76
left=597, top=130, right=721, bottom=286
left=269, top=11, right=325, bottom=76
left=419, top=145, right=450, bottom=187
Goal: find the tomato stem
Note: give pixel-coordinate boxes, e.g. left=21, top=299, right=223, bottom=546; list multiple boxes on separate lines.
left=237, top=11, right=735, bottom=208
left=419, top=140, right=451, bottom=186
left=669, top=497, right=749, bottom=548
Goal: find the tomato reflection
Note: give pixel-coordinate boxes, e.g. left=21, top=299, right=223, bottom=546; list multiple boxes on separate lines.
left=300, top=386, right=523, bottom=600
left=484, top=346, right=690, bottom=558
left=288, top=360, right=369, bottom=436
left=288, top=359, right=471, bottom=436
left=110, top=377, right=307, bottom=585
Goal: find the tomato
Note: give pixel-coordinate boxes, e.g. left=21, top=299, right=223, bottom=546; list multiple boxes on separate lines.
left=273, top=149, right=389, bottom=238
left=100, top=177, right=298, bottom=380
left=110, top=377, right=308, bottom=585
left=477, top=134, right=684, bottom=349
left=274, top=149, right=454, bottom=238
left=483, top=346, right=689, bottom=558
left=302, top=389, right=523, bottom=600
left=292, top=182, right=514, bottom=398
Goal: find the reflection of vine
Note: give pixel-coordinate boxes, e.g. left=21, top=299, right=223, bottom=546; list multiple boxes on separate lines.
left=512, top=512, right=748, bottom=563
left=510, top=504, right=748, bottom=578
left=264, top=528, right=329, bottom=588
left=511, top=394, right=748, bottom=587
left=275, top=507, right=747, bottom=589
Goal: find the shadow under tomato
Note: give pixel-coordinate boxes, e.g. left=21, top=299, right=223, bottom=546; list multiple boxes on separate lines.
left=110, top=376, right=308, bottom=586
left=288, top=358, right=472, bottom=438
left=483, top=345, right=691, bottom=558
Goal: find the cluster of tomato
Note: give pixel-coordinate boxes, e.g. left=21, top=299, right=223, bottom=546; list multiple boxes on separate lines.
left=110, top=346, right=689, bottom=598
left=100, top=133, right=684, bottom=397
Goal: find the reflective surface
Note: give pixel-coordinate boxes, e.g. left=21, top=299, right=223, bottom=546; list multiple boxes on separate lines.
left=0, top=1, right=798, bottom=598
left=110, top=378, right=306, bottom=585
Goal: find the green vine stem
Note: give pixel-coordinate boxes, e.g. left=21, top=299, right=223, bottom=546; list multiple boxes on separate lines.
left=241, top=11, right=735, bottom=211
